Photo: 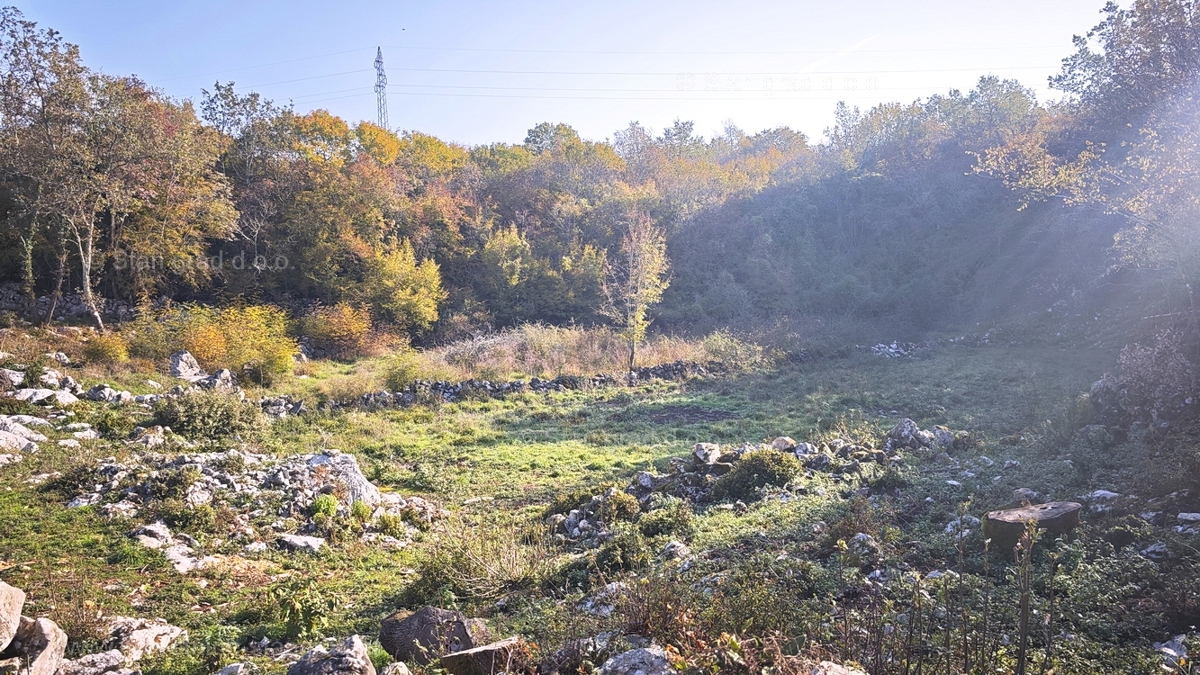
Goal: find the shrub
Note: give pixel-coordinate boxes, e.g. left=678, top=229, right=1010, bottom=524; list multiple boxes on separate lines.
left=594, top=524, right=650, bottom=573
left=82, top=332, right=129, bottom=364
left=710, top=451, right=802, bottom=502
left=1115, top=328, right=1197, bottom=424
left=152, top=390, right=264, bottom=441
left=350, top=499, right=373, bottom=523
left=703, top=329, right=766, bottom=369
left=126, top=304, right=297, bottom=386
left=310, top=493, right=339, bottom=518
left=544, top=488, right=597, bottom=518
left=596, top=490, right=641, bottom=524
left=300, top=303, right=373, bottom=358
left=638, top=498, right=696, bottom=539
left=407, top=515, right=557, bottom=603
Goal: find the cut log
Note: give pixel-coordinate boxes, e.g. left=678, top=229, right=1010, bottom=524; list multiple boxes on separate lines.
left=984, top=501, right=1082, bottom=551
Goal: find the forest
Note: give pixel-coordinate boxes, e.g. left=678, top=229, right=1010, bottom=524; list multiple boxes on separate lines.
left=0, top=0, right=1194, bottom=354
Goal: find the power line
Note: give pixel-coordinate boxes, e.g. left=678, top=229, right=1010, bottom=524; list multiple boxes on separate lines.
left=392, top=65, right=1051, bottom=76
left=381, top=44, right=1066, bottom=56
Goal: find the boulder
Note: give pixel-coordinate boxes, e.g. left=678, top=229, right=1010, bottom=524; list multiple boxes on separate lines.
left=0, top=431, right=36, bottom=453
left=598, top=646, right=671, bottom=675
left=277, top=534, right=326, bottom=554
left=440, top=637, right=522, bottom=675
left=287, top=635, right=376, bottom=675
left=55, top=649, right=126, bottom=675
left=0, top=369, right=23, bottom=388
left=0, top=582, right=24, bottom=652
left=196, top=369, right=236, bottom=392
left=771, top=437, right=797, bottom=452
left=13, top=389, right=77, bottom=407
left=106, top=616, right=185, bottom=663
left=5, top=617, right=66, bottom=675
left=307, top=452, right=381, bottom=508
left=984, top=501, right=1083, bottom=551
left=379, top=607, right=486, bottom=664
left=379, top=664, right=411, bottom=675
left=887, top=419, right=921, bottom=448
left=169, top=351, right=206, bottom=382
left=691, top=443, right=721, bottom=465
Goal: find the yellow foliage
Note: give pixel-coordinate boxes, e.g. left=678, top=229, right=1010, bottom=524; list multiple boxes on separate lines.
left=300, top=303, right=373, bottom=357
left=82, top=332, right=129, bottom=364
left=125, top=304, right=297, bottom=385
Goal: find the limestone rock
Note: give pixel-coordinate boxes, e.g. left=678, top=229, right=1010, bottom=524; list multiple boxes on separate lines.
left=0, top=431, right=36, bottom=454
left=307, top=452, right=381, bottom=509
left=598, top=646, right=671, bottom=675
left=379, top=607, right=485, bottom=664
left=106, top=616, right=185, bottom=663
left=984, top=501, right=1083, bottom=550
left=692, top=443, right=721, bottom=465
left=287, top=636, right=376, bottom=675
left=277, top=534, right=326, bottom=554
left=771, top=436, right=797, bottom=452
left=0, top=582, right=24, bottom=653
left=0, top=370, right=23, bottom=388
left=439, top=637, right=522, bottom=675
left=196, top=369, right=236, bottom=392
left=169, top=351, right=206, bottom=382
left=379, top=664, right=411, bottom=675
left=55, top=649, right=126, bottom=675
left=6, top=617, right=66, bottom=675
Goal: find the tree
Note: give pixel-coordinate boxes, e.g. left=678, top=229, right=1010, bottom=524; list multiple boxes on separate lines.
left=603, top=213, right=670, bottom=372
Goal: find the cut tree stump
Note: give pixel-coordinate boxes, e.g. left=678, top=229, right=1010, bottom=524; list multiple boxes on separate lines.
left=984, top=501, right=1082, bottom=551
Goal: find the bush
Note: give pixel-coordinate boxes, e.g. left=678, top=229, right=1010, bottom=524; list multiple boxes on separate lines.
left=703, top=329, right=767, bottom=369
left=152, top=390, right=264, bottom=441
left=1115, top=328, right=1197, bottom=424
left=300, top=303, right=373, bottom=358
left=596, top=490, right=641, bottom=524
left=544, top=489, right=596, bottom=518
left=82, top=332, right=129, bottom=364
left=594, top=524, right=650, bottom=573
left=126, top=304, right=297, bottom=386
left=638, top=498, right=696, bottom=539
left=710, top=451, right=802, bottom=502
left=311, top=493, right=339, bottom=518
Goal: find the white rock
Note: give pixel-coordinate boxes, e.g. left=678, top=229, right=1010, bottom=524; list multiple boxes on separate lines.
left=277, top=534, right=326, bottom=553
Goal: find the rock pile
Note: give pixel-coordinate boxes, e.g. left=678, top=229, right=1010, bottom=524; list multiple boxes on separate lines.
left=0, top=580, right=180, bottom=675
left=64, top=448, right=444, bottom=561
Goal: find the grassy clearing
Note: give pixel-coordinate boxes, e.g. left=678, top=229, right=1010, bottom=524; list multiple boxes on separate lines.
left=8, top=336, right=1188, bottom=674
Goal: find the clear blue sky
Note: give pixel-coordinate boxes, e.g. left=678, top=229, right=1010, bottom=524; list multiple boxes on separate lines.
left=19, top=1, right=1108, bottom=146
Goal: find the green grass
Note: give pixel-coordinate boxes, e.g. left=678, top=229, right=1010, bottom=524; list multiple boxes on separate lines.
left=10, top=342, right=1179, bottom=674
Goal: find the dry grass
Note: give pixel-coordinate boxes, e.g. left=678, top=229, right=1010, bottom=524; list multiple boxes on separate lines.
left=431, top=325, right=709, bottom=379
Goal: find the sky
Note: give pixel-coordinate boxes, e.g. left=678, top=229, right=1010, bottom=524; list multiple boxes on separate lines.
left=18, top=1, right=1110, bottom=147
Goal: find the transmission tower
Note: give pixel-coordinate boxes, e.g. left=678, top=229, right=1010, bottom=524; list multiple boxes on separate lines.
left=374, top=46, right=389, bottom=129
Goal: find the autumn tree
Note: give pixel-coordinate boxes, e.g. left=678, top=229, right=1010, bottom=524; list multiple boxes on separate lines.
left=603, top=213, right=670, bottom=372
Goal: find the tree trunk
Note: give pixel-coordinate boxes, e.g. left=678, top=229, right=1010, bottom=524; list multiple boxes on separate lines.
left=19, top=213, right=38, bottom=321
left=72, top=217, right=105, bottom=332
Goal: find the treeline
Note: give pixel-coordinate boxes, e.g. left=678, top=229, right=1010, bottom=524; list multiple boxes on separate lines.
left=1, top=1, right=1197, bottom=346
